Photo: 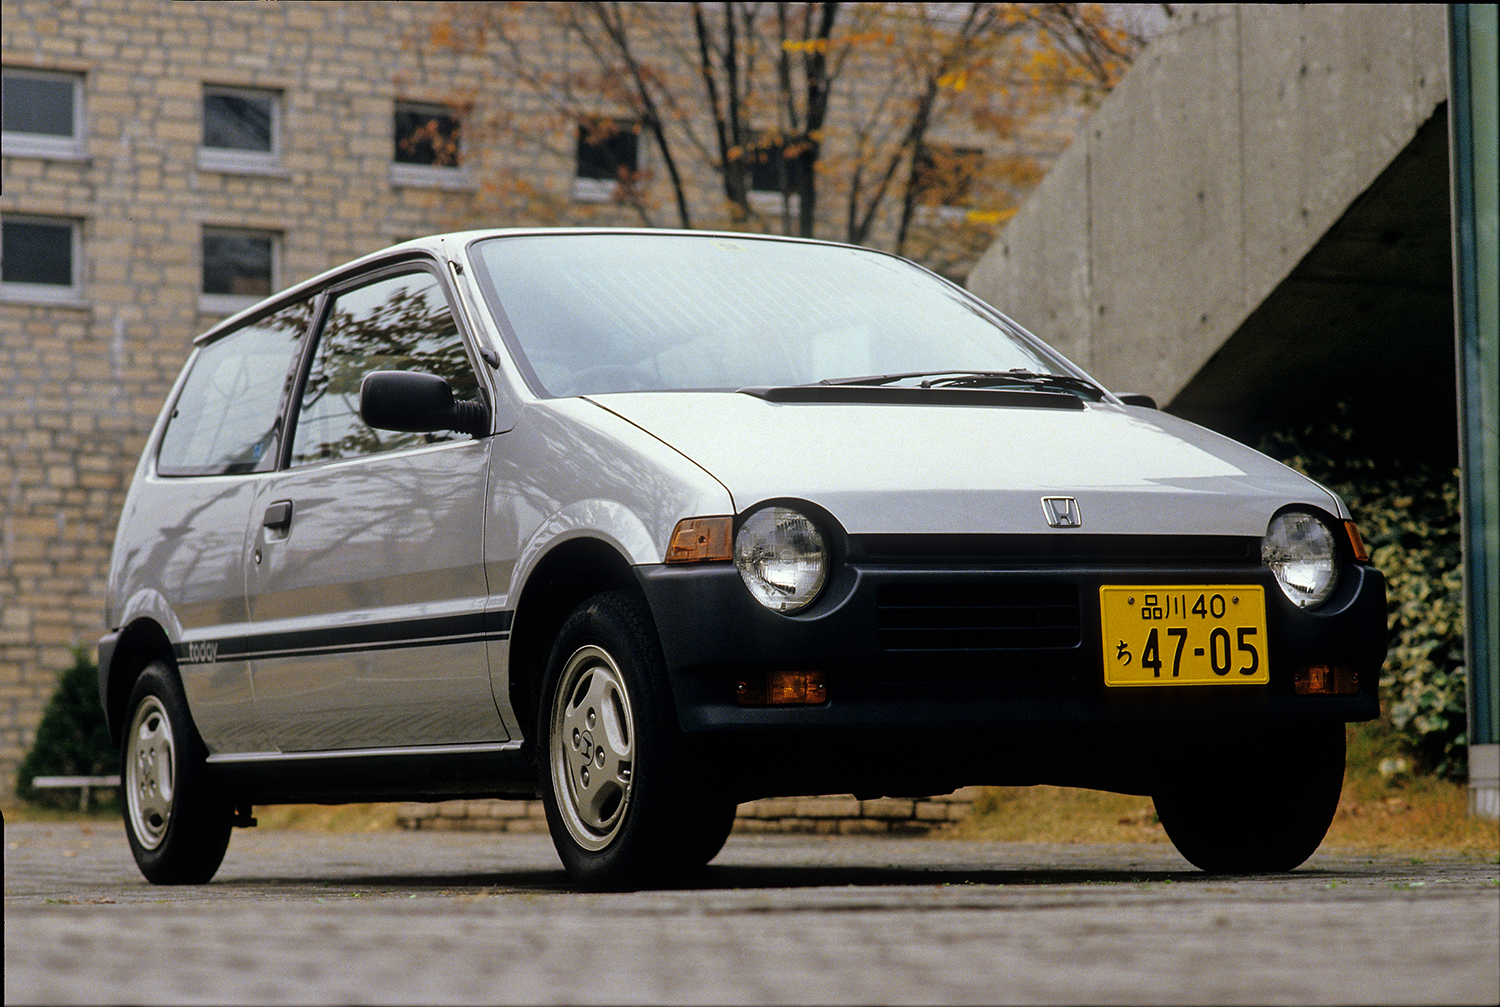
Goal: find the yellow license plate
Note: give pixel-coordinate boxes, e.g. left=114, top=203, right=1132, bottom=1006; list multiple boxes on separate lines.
left=1100, top=585, right=1269, bottom=687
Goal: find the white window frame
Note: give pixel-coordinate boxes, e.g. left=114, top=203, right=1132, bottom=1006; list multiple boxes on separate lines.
left=390, top=100, right=473, bottom=190
left=199, top=225, right=280, bottom=316
left=198, top=84, right=283, bottom=175
left=0, top=214, right=84, bottom=304
left=747, top=189, right=803, bottom=216
left=1, top=67, right=86, bottom=160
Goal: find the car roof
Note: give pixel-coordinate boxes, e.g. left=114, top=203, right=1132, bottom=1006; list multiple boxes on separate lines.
left=193, top=228, right=867, bottom=345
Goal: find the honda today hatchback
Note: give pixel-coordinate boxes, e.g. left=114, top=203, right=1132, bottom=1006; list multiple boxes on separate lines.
left=99, top=229, right=1387, bottom=889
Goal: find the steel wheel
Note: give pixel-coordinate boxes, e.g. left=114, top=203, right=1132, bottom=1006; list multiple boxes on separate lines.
left=550, top=644, right=637, bottom=852
left=119, top=661, right=232, bottom=884
left=538, top=591, right=733, bottom=890
left=125, top=694, right=176, bottom=850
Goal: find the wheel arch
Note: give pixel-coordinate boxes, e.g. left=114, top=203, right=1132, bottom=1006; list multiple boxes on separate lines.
left=102, top=619, right=176, bottom=748
left=507, top=536, right=646, bottom=754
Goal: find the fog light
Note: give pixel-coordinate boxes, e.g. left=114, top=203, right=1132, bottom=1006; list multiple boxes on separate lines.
left=1293, top=664, right=1359, bottom=695
left=735, top=670, right=827, bottom=705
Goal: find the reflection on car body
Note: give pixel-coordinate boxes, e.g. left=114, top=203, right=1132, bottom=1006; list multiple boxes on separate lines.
left=100, top=230, right=1387, bottom=889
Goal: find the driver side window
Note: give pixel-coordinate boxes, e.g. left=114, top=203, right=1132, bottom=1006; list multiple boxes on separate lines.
left=290, top=269, right=478, bottom=466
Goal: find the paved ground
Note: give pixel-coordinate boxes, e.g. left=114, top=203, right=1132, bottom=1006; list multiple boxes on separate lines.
left=5, top=818, right=1497, bottom=1005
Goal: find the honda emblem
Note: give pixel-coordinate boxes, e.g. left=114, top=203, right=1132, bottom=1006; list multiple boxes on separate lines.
left=1041, top=496, right=1082, bottom=528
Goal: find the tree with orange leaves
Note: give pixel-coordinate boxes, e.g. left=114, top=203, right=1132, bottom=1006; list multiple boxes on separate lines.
left=409, top=2, right=1148, bottom=277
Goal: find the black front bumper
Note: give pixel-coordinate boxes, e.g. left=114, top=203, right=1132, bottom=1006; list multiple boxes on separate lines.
left=634, top=542, right=1385, bottom=791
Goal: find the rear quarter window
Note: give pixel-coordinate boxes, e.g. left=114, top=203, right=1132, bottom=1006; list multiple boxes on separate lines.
left=156, top=299, right=312, bottom=476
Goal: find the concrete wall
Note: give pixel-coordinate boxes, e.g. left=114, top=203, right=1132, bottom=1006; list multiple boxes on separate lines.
left=967, top=3, right=1449, bottom=407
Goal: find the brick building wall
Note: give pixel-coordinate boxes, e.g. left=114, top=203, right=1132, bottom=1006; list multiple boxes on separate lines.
left=1, top=0, right=1085, bottom=797
left=2, top=0, right=502, bottom=796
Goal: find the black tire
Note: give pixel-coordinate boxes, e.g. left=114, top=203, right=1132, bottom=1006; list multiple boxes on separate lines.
left=682, top=798, right=740, bottom=868
left=120, top=661, right=232, bottom=884
left=538, top=591, right=728, bottom=890
left=1153, top=723, right=1345, bottom=874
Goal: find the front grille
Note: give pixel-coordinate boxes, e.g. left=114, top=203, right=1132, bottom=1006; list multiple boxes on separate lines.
left=852, top=534, right=1259, bottom=566
left=876, top=582, right=1081, bottom=652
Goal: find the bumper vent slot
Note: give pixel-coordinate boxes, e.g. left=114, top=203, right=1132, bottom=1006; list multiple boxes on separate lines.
left=876, top=582, right=1081, bottom=652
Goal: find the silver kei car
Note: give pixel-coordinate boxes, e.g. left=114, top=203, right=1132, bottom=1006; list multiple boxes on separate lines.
left=100, top=229, right=1387, bottom=889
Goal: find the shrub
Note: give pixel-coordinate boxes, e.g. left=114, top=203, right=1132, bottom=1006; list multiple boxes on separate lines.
left=1260, top=420, right=1467, bottom=778
left=15, top=647, right=120, bottom=807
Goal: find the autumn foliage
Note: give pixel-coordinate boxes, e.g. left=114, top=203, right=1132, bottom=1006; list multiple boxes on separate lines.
left=407, top=2, right=1145, bottom=277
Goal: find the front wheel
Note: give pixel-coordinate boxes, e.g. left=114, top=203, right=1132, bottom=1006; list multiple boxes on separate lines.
left=1153, top=723, right=1345, bottom=874
left=539, top=591, right=729, bottom=890
left=121, top=661, right=232, bottom=884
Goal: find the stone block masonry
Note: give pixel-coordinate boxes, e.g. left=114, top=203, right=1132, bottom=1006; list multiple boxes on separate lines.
left=1, top=0, right=546, bottom=798
left=398, top=789, right=980, bottom=836
left=2, top=0, right=1088, bottom=800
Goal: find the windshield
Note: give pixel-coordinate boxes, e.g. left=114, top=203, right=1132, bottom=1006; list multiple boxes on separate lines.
left=470, top=233, right=1061, bottom=397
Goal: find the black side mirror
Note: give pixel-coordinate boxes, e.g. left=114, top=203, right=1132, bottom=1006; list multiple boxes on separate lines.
left=360, top=370, right=489, bottom=438
left=1116, top=392, right=1158, bottom=409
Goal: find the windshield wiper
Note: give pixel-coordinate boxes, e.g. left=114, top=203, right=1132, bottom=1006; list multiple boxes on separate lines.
left=819, top=369, right=1105, bottom=400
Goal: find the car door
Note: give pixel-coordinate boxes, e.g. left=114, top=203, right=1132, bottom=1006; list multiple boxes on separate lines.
left=132, top=297, right=313, bottom=755
left=245, top=264, right=506, bottom=751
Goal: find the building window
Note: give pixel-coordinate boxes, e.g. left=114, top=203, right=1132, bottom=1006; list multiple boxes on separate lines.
left=747, top=131, right=807, bottom=195
left=392, top=101, right=471, bottom=189
left=910, top=143, right=984, bottom=220
left=201, top=227, right=278, bottom=314
left=573, top=117, right=640, bottom=202
left=0, top=215, right=81, bottom=302
left=394, top=101, right=462, bottom=166
left=200, top=85, right=280, bottom=173
left=1, top=67, right=84, bottom=159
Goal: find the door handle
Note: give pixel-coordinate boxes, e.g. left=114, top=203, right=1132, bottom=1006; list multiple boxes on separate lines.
left=262, top=500, right=294, bottom=531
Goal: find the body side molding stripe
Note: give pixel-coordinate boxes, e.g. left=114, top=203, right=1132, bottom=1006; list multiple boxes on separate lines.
left=173, top=610, right=516, bottom=665
left=205, top=740, right=524, bottom=764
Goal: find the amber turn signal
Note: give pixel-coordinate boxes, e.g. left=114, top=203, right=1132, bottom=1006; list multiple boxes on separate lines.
left=1344, top=521, right=1370, bottom=563
left=665, top=517, right=733, bottom=563
left=735, top=670, right=827, bottom=705
left=1293, top=664, right=1359, bottom=696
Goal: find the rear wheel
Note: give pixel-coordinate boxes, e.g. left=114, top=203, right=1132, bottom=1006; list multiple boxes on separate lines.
left=121, top=661, right=232, bottom=884
left=539, top=591, right=730, bottom=890
left=1153, top=723, right=1345, bottom=873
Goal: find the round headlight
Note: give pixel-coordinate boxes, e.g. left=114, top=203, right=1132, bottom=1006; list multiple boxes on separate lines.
left=1262, top=511, right=1339, bottom=609
left=734, top=507, right=828, bottom=613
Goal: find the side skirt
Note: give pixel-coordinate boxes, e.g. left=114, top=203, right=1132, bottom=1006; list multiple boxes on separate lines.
left=205, top=741, right=535, bottom=804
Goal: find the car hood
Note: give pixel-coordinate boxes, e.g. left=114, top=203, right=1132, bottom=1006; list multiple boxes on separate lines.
left=584, top=391, right=1341, bottom=537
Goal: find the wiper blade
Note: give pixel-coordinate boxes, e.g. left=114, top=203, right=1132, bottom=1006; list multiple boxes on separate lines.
left=819, top=370, right=943, bottom=387
left=918, top=370, right=1105, bottom=398
left=820, top=369, right=1105, bottom=399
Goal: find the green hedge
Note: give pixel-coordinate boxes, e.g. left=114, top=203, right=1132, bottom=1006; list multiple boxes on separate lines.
left=1260, top=422, right=1467, bottom=778
left=15, top=647, right=120, bottom=807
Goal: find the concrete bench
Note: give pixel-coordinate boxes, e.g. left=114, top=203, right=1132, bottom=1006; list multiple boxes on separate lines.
left=30, top=775, right=122, bottom=811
